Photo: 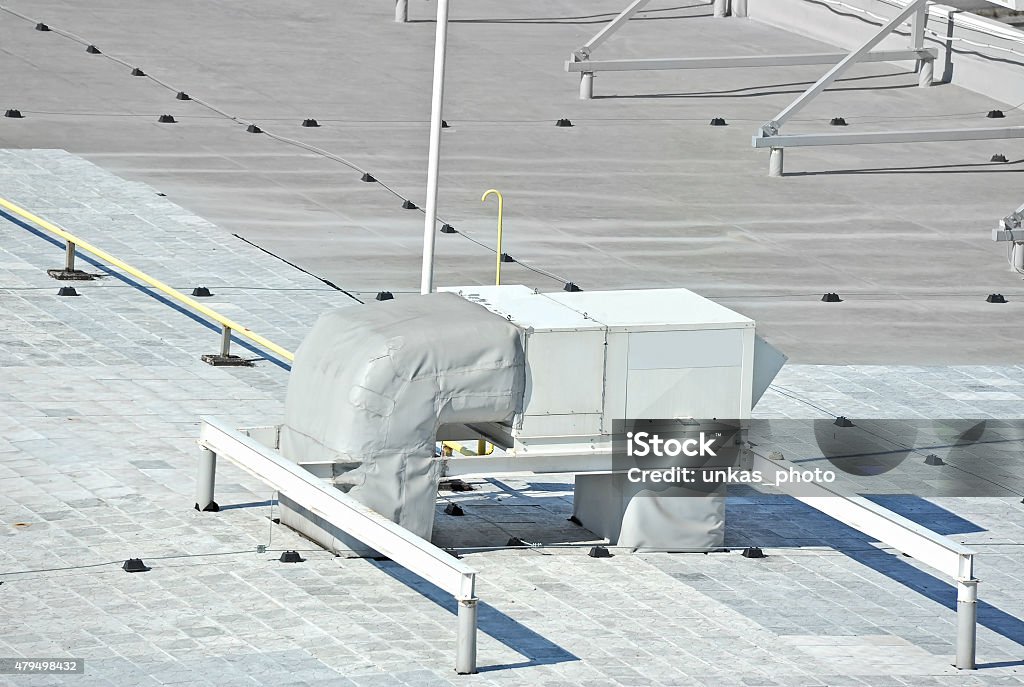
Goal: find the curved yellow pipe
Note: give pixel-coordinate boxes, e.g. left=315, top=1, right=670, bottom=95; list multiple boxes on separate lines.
left=481, top=189, right=503, bottom=285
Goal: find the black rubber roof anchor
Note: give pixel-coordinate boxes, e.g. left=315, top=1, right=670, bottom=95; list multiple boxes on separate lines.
left=175, top=91, right=190, bottom=100
left=444, top=503, right=465, bottom=517
left=57, top=286, right=79, bottom=297
left=402, top=200, right=418, bottom=210
left=588, top=546, right=613, bottom=558
left=500, top=253, right=515, bottom=263
left=157, top=114, right=176, bottom=123
left=991, top=154, right=1008, bottom=163
left=86, top=44, right=101, bottom=54
left=4, top=110, right=23, bottom=119
left=440, top=224, right=457, bottom=234
left=709, top=117, right=727, bottom=126
left=360, top=172, right=376, bottom=183
left=506, top=537, right=528, bottom=547
left=191, top=286, right=213, bottom=297
left=279, top=550, right=304, bottom=563
left=821, top=292, right=842, bottom=302
left=246, top=124, right=262, bottom=133
left=924, top=454, right=945, bottom=466
left=301, top=118, right=319, bottom=127
left=563, top=282, right=582, bottom=292
left=441, top=119, right=450, bottom=128
left=834, top=416, right=855, bottom=428
left=987, top=293, right=1007, bottom=303
left=122, top=558, right=150, bottom=573
left=987, top=109, right=1005, bottom=119
left=555, top=118, right=573, bottom=127
left=375, top=291, right=394, bottom=301
left=35, top=22, right=50, bottom=31
left=830, top=117, right=848, bottom=126
left=131, top=67, right=146, bottom=77
left=742, top=547, right=766, bottom=559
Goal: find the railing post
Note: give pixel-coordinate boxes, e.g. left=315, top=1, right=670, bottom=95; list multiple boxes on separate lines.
left=395, top=0, right=408, bottom=23
left=65, top=241, right=76, bottom=273
left=769, top=147, right=784, bottom=177
left=713, top=0, right=729, bottom=17
left=956, top=579, right=978, bottom=669
left=456, top=598, right=478, bottom=674
left=580, top=72, right=594, bottom=99
left=220, top=326, right=232, bottom=357
left=195, top=447, right=219, bottom=512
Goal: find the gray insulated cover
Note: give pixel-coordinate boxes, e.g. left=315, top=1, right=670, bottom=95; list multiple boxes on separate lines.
left=280, top=292, right=525, bottom=541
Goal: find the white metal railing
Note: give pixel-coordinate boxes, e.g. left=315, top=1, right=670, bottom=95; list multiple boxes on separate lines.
left=751, top=450, right=979, bottom=669
left=196, top=416, right=480, bottom=674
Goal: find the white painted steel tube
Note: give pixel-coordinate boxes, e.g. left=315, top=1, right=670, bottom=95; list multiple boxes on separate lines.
left=195, top=448, right=217, bottom=511
left=956, top=579, right=978, bottom=670
left=420, top=0, right=450, bottom=294
left=456, top=598, right=479, bottom=674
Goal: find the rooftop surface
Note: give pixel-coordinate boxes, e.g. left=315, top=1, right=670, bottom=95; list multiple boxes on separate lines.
left=1, top=151, right=1023, bottom=686
left=0, top=0, right=1023, bottom=363
left=2, top=1, right=1024, bottom=685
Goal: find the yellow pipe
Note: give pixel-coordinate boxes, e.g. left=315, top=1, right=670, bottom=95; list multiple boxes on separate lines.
left=481, top=189, right=503, bottom=285
left=0, top=196, right=295, bottom=362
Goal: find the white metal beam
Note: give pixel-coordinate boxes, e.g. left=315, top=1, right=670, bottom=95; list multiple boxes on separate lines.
left=575, top=0, right=651, bottom=59
left=753, top=126, right=1024, bottom=148
left=762, top=0, right=929, bottom=135
left=198, top=417, right=478, bottom=600
left=565, top=49, right=936, bottom=73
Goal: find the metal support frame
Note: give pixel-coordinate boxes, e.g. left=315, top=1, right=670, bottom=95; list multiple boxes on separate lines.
left=395, top=0, right=408, bottom=23
left=990, top=201, right=1024, bottom=273
left=566, top=0, right=935, bottom=100
left=747, top=0, right=1018, bottom=176
left=751, top=451, right=978, bottom=670
left=195, top=448, right=217, bottom=511
left=197, top=417, right=479, bottom=674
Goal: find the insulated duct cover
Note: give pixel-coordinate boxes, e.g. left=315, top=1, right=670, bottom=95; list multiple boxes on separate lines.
left=280, top=292, right=525, bottom=541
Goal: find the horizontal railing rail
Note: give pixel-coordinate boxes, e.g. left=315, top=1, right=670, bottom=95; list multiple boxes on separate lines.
left=0, top=196, right=294, bottom=365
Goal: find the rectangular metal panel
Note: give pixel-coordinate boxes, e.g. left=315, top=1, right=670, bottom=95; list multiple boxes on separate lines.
left=625, top=366, right=743, bottom=418
left=752, top=335, right=787, bottom=407
left=752, top=126, right=1024, bottom=148
left=627, top=329, right=743, bottom=370
left=523, top=330, right=605, bottom=415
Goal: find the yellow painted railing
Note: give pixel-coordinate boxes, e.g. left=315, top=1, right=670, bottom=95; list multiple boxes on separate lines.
left=0, top=196, right=295, bottom=363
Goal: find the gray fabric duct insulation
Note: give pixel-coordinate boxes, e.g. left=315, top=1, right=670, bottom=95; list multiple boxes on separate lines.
left=280, top=292, right=526, bottom=541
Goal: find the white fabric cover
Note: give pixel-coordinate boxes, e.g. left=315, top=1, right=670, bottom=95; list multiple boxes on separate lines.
left=280, top=292, right=525, bottom=541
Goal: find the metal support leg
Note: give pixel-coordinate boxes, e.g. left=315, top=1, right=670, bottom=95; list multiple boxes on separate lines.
left=195, top=448, right=219, bottom=512
left=580, top=72, right=594, bottom=100
left=1012, top=243, right=1024, bottom=273
left=919, top=58, right=934, bottom=87
left=956, top=579, right=978, bottom=670
left=455, top=598, right=478, bottom=674
left=713, top=0, right=729, bottom=17
left=65, top=241, right=76, bottom=272
left=395, top=0, right=408, bottom=23
left=769, top=147, right=784, bottom=177
left=732, top=0, right=747, bottom=17
left=220, top=326, right=232, bottom=357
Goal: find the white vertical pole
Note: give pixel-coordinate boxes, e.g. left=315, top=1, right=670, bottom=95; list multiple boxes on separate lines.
left=196, top=448, right=217, bottom=511
left=455, top=598, right=478, bottom=674
left=1012, top=242, right=1024, bottom=272
left=395, top=0, right=408, bottom=23
left=733, top=0, right=748, bottom=17
left=580, top=72, right=594, bottom=99
left=956, top=579, right=978, bottom=670
left=713, top=0, right=729, bottom=17
left=769, top=148, right=784, bottom=177
left=911, top=3, right=931, bottom=86
left=420, top=0, right=451, bottom=295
